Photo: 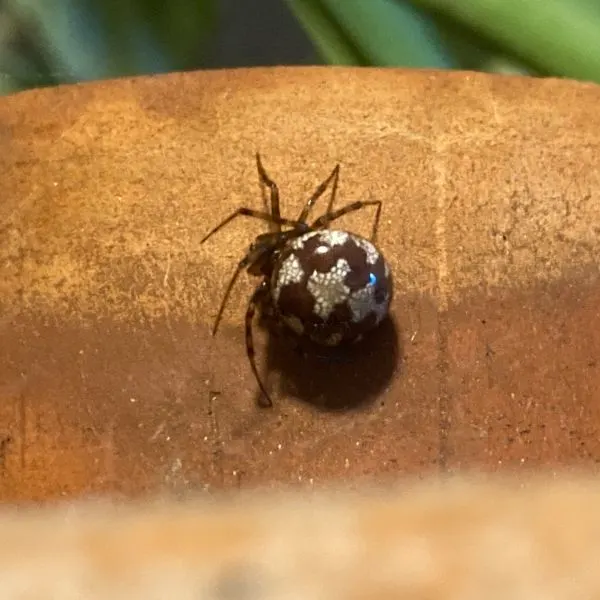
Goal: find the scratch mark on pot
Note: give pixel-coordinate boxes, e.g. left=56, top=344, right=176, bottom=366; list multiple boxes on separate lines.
left=19, top=389, right=26, bottom=470
left=0, top=435, right=13, bottom=472
left=432, top=154, right=452, bottom=472
left=434, top=155, right=449, bottom=311
left=208, top=389, right=224, bottom=486
left=101, top=420, right=117, bottom=486
left=163, top=253, right=171, bottom=287
left=150, top=421, right=166, bottom=442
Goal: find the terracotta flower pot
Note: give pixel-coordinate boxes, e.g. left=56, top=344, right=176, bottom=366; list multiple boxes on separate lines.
left=1, top=67, right=600, bottom=502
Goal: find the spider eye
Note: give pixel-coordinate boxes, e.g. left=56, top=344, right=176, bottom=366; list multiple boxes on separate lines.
left=368, top=273, right=377, bottom=286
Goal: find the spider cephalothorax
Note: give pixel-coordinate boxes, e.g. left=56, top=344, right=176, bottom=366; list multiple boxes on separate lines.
left=201, top=153, right=393, bottom=407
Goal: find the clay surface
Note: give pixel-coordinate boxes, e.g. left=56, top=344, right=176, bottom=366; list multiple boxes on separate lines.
left=1, top=67, right=600, bottom=501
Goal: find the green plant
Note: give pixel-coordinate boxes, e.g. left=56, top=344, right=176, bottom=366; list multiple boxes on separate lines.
left=2, top=0, right=600, bottom=96
left=286, top=0, right=600, bottom=82
left=0, top=0, right=215, bottom=93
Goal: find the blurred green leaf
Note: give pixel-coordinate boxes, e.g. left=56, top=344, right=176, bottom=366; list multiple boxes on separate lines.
left=286, top=0, right=457, bottom=68
left=4, top=0, right=600, bottom=97
left=283, top=0, right=368, bottom=64
left=96, top=0, right=216, bottom=73
left=0, top=59, right=56, bottom=90
left=4, top=0, right=215, bottom=85
left=7, top=0, right=111, bottom=82
left=409, top=0, right=600, bottom=82
left=0, top=72, right=20, bottom=94
left=135, top=0, right=215, bottom=66
left=424, top=11, right=536, bottom=75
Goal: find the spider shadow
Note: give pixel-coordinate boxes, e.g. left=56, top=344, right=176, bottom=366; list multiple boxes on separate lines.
left=261, top=316, right=401, bottom=412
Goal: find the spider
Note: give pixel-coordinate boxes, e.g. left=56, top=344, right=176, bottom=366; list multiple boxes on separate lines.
left=201, top=153, right=393, bottom=408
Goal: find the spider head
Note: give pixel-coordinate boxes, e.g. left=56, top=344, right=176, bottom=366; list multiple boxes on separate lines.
left=246, top=232, right=287, bottom=277
left=246, top=226, right=310, bottom=278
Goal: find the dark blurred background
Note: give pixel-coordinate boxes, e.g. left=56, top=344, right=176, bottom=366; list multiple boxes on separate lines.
left=2, top=0, right=600, bottom=95
left=204, top=0, right=318, bottom=68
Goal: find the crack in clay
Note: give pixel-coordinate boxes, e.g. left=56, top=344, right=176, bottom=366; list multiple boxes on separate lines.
left=433, top=152, right=451, bottom=472
left=208, top=390, right=225, bottom=488
left=19, top=389, right=26, bottom=470
left=434, top=154, right=449, bottom=312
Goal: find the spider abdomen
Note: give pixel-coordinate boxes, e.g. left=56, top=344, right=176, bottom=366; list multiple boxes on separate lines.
left=271, top=229, right=393, bottom=346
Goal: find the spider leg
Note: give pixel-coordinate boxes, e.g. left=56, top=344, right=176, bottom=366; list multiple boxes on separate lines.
left=245, top=281, right=273, bottom=408
left=296, top=164, right=340, bottom=224
left=200, top=207, right=299, bottom=244
left=210, top=256, right=250, bottom=336
left=256, top=153, right=283, bottom=232
left=311, top=199, right=382, bottom=242
left=210, top=228, right=304, bottom=336
left=324, top=164, right=341, bottom=216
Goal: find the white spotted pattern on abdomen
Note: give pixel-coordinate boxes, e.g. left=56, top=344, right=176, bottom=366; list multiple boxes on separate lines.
left=271, top=229, right=393, bottom=346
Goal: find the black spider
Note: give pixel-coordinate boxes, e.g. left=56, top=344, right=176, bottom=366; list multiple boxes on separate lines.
left=201, top=153, right=393, bottom=407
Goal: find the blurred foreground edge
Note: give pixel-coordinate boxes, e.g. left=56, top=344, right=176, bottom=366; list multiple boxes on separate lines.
left=1, top=476, right=599, bottom=599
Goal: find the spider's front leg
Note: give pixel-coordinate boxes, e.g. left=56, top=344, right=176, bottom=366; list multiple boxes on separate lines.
left=245, top=280, right=274, bottom=408
left=296, top=163, right=341, bottom=224
left=256, top=153, right=283, bottom=232
left=200, top=207, right=298, bottom=245
left=312, top=199, right=382, bottom=242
